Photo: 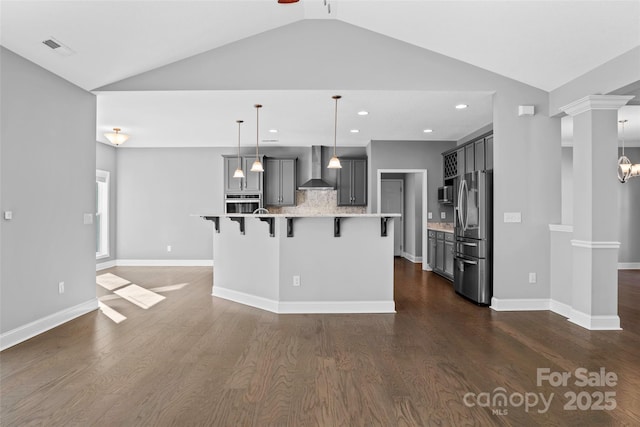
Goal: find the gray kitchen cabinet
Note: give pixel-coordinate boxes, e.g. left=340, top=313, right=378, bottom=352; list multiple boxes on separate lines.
left=223, top=155, right=264, bottom=194
left=485, top=135, right=493, bottom=170
left=435, top=232, right=445, bottom=272
left=428, top=230, right=436, bottom=269
left=264, top=158, right=297, bottom=206
left=465, top=143, right=475, bottom=174
left=474, top=138, right=485, bottom=171
left=444, top=233, right=454, bottom=279
left=337, top=158, right=367, bottom=206
left=457, top=147, right=465, bottom=177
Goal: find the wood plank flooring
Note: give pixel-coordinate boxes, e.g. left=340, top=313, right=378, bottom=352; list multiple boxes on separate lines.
left=1, top=260, right=639, bottom=426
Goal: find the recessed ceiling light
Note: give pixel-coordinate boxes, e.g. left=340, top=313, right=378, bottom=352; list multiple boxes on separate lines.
left=455, top=104, right=468, bottom=109
left=357, top=111, right=369, bottom=116
left=269, top=129, right=278, bottom=133
left=350, top=129, right=360, bottom=133
left=423, top=129, right=433, bottom=133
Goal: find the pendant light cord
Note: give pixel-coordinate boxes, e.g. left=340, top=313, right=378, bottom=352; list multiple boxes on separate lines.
left=333, top=96, right=340, bottom=156
left=237, top=120, right=243, bottom=162
left=620, top=120, right=627, bottom=156
left=255, top=104, right=261, bottom=160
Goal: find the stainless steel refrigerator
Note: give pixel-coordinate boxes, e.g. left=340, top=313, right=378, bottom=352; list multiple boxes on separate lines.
left=453, top=170, right=492, bottom=305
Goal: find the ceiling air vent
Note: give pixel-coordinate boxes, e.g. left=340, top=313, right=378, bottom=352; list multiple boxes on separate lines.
left=42, top=37, right=75, bottom=57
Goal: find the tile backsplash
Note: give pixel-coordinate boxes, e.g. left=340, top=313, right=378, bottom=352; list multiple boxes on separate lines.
left=267, top=190, right=366, bottom=215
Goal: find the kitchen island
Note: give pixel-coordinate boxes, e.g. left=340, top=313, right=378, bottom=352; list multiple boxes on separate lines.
left=200, top=214, right=399, bottom=314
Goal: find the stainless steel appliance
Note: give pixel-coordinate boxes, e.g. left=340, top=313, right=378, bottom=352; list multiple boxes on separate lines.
left=225, top=193, right=262, bottom=214
left=437, top=185, right=453, bottom=204
left=454, top=170, right=492, bottom=304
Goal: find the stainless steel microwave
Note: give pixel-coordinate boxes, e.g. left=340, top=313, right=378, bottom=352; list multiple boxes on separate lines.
left=438, top=185, right=453, bottom=204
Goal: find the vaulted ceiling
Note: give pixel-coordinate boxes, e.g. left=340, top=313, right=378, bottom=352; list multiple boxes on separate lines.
left=2, top=0, right=639, bottom=147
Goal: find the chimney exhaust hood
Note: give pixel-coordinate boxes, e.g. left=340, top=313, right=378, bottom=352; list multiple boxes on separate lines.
left=298, top=146, right=334, bottom=190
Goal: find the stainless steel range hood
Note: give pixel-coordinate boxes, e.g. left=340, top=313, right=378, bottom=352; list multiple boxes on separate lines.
left=298, top=145, right=334, bottom=190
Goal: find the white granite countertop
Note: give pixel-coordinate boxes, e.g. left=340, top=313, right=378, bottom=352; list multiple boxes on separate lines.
left=427, top=222, right=454, bottom=233
left=195, top=213, right=401, bottom=218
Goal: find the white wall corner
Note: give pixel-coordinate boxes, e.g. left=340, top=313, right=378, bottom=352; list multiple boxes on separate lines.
left=0, top=298, right=99, bottom=351
left=568, top=309, right=622, bottom=330
left=490, top=297, right=550, bottom=311
left=212, top=286, right=279, bottom=313
left=402, top=252, right=423, bottom=263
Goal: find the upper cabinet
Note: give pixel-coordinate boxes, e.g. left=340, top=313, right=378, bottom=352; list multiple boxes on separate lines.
left=337, top=158, right=367, bottom=206
left=442, top=132, right=493, bottom=180
left=264, top=157, right=297, bottom=206
left=223, top=155, right=264, bottom=194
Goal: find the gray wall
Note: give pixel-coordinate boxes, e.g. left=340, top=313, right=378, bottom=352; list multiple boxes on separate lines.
left=115, top=145, right=366, bottom=261
left=369, top=140, right=456, bottom=225
left=96, top=142, right=118, bottom=264
left=380, top=172, right=423, bottom=259
left=1, top=47, right=97, bottom=334
left=618, top=147, right=640, bottom=263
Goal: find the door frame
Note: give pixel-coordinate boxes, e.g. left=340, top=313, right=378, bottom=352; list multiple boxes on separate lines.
left=376, top=169, right=429, bottom=271
left=380, top=178, right=404, bottom=257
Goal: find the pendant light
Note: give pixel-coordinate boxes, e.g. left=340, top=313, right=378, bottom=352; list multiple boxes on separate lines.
left=104, top=127, right=129, bottom=146
left=250, top=104, right=264, bottom=172
left=233, top=120, right=245, bottom=179
left=327, top=95, right=342, bottom=169
left=617, top=119, right=640, bottom=183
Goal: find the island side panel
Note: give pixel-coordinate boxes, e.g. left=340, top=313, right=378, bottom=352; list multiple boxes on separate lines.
left=212, top=217, right=280, bottom=305
left=277, top=217, right=395, bottom=311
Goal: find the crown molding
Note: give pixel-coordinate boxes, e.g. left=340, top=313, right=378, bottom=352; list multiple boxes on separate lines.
left=560, top=95, right=634, bottom=117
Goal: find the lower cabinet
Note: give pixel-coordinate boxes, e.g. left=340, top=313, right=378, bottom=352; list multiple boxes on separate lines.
left=429, top=229, right=454, bottom=281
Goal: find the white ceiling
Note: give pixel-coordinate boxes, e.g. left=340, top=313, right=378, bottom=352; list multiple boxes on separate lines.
left=2, top=0, right=639, bottom=148
left=96, top=90, right=493, bottom=147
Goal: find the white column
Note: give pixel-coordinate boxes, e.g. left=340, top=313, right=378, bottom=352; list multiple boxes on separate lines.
left=560, top=95, right=633, bottom=330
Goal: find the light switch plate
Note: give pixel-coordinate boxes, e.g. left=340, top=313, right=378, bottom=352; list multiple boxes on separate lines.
left=440, top=212, right=446, bottom=219
left=504, top=212, right=522, bottom=223
left=428, top=212, right=433, bottom=220
left=83, top=213, right=93, bottom=225
left=4, top=211, right=12, bottom=220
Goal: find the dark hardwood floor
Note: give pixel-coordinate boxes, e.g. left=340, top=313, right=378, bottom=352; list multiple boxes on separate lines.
left=1, top=260, right=639, bottom=426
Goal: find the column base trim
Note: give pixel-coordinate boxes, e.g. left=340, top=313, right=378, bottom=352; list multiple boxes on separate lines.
left=568, top=309, right=622, bottom=331
left=571, top=239, right=620, bottom=249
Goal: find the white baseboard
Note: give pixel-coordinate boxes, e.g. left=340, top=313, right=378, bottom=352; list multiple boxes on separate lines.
left=0, top=298, right=99, bottom=351
left=212, top=287, right=279, bottom=313
left=212, top=286, right=395, bottom=314
left=402, top=252, right=423, bottom=263
left=96, top=260, right=117, bottom=271
left=618, top=262, right=640, bottom=270
left=549, top=299, right=573, bottom=318
left=568, top=309, right=622, bottom=330
left=490, top=297, right=550, bottom=311
left=116, top=259, right=213, bottom=267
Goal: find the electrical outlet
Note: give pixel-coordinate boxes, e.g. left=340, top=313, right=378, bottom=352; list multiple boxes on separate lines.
left=441, top=212, right=446, bottom=219
left=167, top=245, right=172, bottom=252
left=58, top=281, right=65, bottom=294
left=504, top=212, right=522, bottom=223
left=83, top=213, right=93, bottom=225
left=428, top=212, right=433, bottom=220
left=529, top=272, right=537, bottom=284
left=293, top=275, right=301, bottom=287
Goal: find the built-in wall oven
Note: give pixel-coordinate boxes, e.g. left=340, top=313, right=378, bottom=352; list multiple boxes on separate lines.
left=225, top=193, right=262, bottom=214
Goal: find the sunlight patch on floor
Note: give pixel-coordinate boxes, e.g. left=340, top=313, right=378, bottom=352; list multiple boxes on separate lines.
left=98, top=301, right=127, bottom=324
left=96, top=273, right=131, bottom=291
left=114, top=284, right=166, bottom=309
left=150, top=283, right=190, bottom=293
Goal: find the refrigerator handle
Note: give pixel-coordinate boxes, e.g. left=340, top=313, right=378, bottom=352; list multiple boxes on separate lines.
left=460, top=179, right=469, bottom=231
left=457, top=179, right=464, bottom=230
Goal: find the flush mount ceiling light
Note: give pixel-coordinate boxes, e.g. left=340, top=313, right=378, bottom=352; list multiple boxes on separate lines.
left=277, top=0, right=299, bottom=3
left=327, top=95, right=342, bottom=169
left=357, top=111, right=369, bottom=116
left=423, top=129, right=433, bottom=133
left=350, top=129, right=360, bottom=133
left=455, top=104, right=469, bottom=110
left=269, top=129, right=278, bottom=133
left=618, top=119, right=640, bottom=183
left=251, top=104, right=264, bottom=172
left=233, top=120, right=245, bottom=179
left=104, top=128, right=129, bottom=146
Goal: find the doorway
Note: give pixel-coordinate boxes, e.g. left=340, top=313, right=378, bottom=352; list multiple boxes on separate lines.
left=377, top=169, right=428, bottom=271
left=381, top=179, right=404, bottom=256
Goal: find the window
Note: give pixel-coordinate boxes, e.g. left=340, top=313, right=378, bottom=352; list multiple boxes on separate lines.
left=96, top=170, right=110, bottom=259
